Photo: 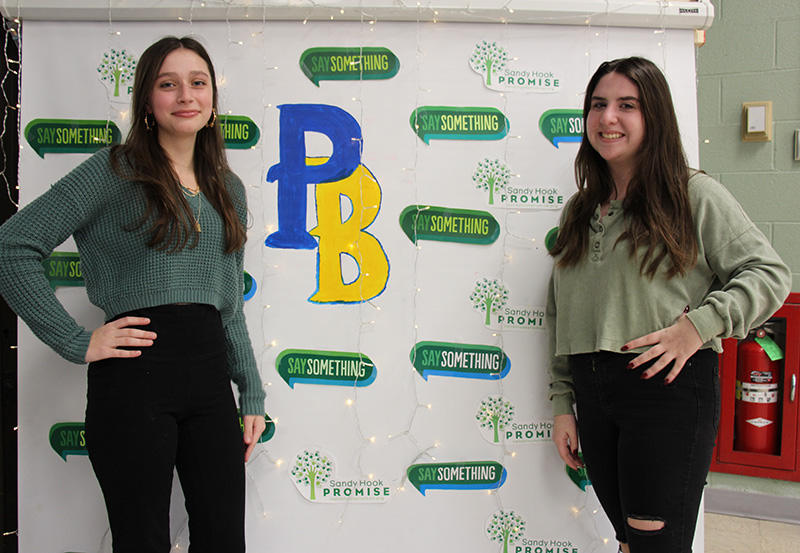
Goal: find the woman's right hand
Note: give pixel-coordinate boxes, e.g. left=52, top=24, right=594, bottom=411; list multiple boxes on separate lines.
left=553, top=413, right=584, bottom=470
left=85, top=317, right=157, bottom=363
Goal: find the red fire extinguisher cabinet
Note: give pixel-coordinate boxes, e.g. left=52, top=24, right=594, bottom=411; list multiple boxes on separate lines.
left=710, top=292, right=800, bottom=482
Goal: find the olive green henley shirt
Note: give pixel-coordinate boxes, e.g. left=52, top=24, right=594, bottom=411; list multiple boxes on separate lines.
left=547, top=172, right=791, bottom=416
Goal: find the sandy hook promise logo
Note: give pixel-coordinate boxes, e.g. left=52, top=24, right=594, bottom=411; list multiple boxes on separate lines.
left=473, top=158, right=511, bottom=205
left=470, top=40, right=560, bottom=93
left=470, top=40, right=508, bottom=86
left=470, top=278, right=509, bottom=326
left=291, top=450, right=333, bottom=500
left=486, top=509, right=526, bottom=553
left=473, top=157, right=564, bottom=209
left=290, top=448, right=390, bottom=503
left=486, top=509, right=581, bottom=553
left=97, top=48, right=137, bottom=97
left=470, top=277, right=545, bottom=331
left=476, top=396, right=554, bottom=445
left=476, top=396, right=515, bottom=443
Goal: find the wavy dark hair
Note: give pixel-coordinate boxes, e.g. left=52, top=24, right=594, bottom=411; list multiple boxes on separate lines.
left=550, top=56, right=696, bottom=279
left=110, top=36, right=246, bottom=254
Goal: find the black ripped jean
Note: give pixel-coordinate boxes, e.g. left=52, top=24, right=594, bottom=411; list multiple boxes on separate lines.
left=85, top=304, right=245, bottom=553
left=570, top=348, right=719, bottom=553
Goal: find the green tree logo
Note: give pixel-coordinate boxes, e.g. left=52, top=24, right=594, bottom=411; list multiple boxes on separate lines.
left=470, top=40, right=508, bottom=86
left=291, top=450, right=333, bottom=500
left=473, top=158, right=511, bottom=204
left=97, top=49, right=137, bottom=97
left=477, top=396, right=515, bottom=443
left=470, top=278, right=509, bottom=326
left=487, top=510, right=526, bottom=553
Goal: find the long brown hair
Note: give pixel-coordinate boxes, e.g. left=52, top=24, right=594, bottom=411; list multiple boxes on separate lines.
left=111, top=36, right=246, bottom=254
left=550, top=57, right=696, bottom=279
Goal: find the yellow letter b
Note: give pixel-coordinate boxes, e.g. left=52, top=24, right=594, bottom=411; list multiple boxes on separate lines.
left=309, top=158, right=389, bottom=303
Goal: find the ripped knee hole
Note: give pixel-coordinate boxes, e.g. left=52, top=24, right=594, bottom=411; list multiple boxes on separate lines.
left=626, top=515, right=665, bottom=534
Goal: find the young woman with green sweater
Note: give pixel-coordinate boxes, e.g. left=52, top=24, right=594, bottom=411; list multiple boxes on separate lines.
left=0, top=37, right=264, bottom=552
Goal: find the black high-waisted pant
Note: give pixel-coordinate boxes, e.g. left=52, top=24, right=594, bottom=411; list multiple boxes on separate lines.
left=570, top=348, right=719, bottom=553
left=85, top=304, right=245, bottom=553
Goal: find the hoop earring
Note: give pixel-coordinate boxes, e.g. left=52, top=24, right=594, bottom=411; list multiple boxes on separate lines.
left=144, top=113, right=154, bottom=132
left=206, top=108, right=217, bottom=128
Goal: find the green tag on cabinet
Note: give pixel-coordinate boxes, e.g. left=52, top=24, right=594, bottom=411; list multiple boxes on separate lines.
left=754, top=334, right=784, bottom=362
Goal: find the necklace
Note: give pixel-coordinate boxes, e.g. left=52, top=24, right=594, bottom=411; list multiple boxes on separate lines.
left=181, top=184, right=200, bottom=197
left=181, top=186, right=202, bottom=232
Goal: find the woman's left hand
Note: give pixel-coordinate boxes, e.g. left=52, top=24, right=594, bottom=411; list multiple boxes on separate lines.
left=622, top=314, right=704, bottom=384
left=242, top=414, right=266, bottom=463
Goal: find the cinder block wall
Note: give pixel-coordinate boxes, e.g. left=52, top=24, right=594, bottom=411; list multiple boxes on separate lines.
left=697, top=0, right=800, bottom=499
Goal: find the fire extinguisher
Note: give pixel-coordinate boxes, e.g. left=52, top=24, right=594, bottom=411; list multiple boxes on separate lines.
left=734, top=327, right=782, bottom=455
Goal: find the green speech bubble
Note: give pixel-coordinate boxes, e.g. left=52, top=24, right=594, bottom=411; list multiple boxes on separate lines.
left=300, top=47, right=400, bottom=86
left=239, top=412, right=276, bottom=443
left=545, top=227, right=559, bottom=252
left=243, top=270, right=257, bottom=301
left=407, top=461, right=507, bottom=495
left=276, top=349, right=376, bottom=388
left=566, top=453, right=591, bottom=491
left=538, top=109, right=583, bottom=148
left=410, top=341, right=510, bottom=381
left=25, top=118, right=121, bottom=158
left=49, top=422, right=87, bottom=461
left=410, top=106, right=509, bottom=144
left=399, top=205, right=499, bottom=245
left=42, top=252, right=84, bottom=289
left=220, top=115, right=260, bottom=149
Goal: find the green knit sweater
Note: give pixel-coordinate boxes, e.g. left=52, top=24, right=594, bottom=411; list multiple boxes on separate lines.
left=0, top=148, right=265, bottom=415
left=547, top=171, right=791, bottom=416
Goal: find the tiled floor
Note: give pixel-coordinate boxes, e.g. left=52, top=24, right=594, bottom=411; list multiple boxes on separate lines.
left=705, top=512, right=800, bottom=553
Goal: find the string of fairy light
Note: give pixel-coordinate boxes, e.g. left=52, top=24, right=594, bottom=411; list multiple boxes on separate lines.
left=0, top=1, right=698, bottom=551
left=0, top=1, right=20, bottom=542
left=0, top=8, right=19, bottom=211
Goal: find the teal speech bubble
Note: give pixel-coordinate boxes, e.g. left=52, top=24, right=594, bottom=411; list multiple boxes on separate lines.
left=243, top=270, right=257, bottom=301
left=410, top=106, right=509, bottom=144
left=219, top=115, right=260, bottom=149
left=300, top=47, right=400, bottom=86
left=410, top=341, right=510, bottom=381
left=276, top=349, right=376, bottom=388
left=407, top=461, right=507, bottom=496
left=399, top=205, right=499, bottom=245
left=25, top=119, right=121, bottom=158
left=566, top=453, right=591, bottom=491
left=49, top=422, right=87, bottom=461
left=538, top=109, right=583, bottom=148
left=545, top=227, right=559, bottom=252
left=239, top=412, right=276, bottom=443
left=42, top=252, right=84, bottom=289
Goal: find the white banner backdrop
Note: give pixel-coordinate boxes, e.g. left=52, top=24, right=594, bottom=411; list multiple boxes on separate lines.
left=16, top=17, right=701, bottom=553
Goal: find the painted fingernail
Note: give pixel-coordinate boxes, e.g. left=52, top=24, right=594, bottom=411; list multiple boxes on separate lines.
left=639, top=373, right=648, bottom=380
left=626, top=362, right=634, bottom=369
left=683, top=305, right=690, bottom=314
left=621, top=345, right=629, bottom=352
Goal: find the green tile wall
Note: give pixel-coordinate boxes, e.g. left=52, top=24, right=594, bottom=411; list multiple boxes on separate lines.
left=698, top=0, right=800, bottom=290
left=697, top=0, right=800, bottom=500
